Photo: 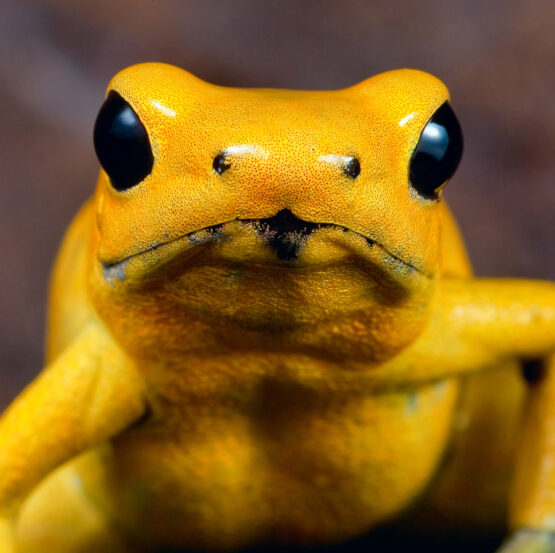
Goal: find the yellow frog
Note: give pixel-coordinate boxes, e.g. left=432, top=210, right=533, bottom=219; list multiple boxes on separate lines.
left=1, top=63, right=555, bottom=553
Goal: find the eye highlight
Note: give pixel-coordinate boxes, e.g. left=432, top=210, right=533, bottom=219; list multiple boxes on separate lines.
left=93, top=91, right=154, bottom=192
left=409, top=102, right=463, bottom=199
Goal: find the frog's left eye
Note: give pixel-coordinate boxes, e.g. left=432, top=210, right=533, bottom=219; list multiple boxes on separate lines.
left=94, top=91, right=154, bottom=192
left=409, top=102, right=463, bottom=199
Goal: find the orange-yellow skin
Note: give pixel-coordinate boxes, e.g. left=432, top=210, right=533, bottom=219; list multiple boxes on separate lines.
left=1, top=63, right=555, bottom=553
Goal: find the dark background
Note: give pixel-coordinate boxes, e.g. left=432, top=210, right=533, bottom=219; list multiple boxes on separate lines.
left=0, top=0, right=554, bottom=409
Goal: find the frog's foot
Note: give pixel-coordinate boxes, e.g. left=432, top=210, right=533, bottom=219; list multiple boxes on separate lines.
left=497, top=529, right=555, bottom=553
left=0, top=517, right=15, bottom=553
left=14, top=463, right=136, bottom=553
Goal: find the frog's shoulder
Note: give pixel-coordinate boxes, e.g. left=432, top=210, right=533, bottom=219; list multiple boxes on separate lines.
left=438, top=201, right=472, bottom=279
left=46, top=198, right=99, bottom=362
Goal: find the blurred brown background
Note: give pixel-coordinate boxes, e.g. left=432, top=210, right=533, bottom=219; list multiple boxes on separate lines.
left=0, top=0, right=554, bottom=409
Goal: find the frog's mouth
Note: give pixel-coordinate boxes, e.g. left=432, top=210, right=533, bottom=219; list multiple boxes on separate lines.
left=100, top=209, right=429, bottom=284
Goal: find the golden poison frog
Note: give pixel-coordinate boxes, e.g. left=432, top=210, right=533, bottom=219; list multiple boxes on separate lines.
left=1, top=63, right=555, bottom=553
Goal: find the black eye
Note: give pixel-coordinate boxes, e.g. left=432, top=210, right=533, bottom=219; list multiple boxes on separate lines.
left=93, top=91, right=154, bottom=192
left=409, top=102, right=463, bottom=199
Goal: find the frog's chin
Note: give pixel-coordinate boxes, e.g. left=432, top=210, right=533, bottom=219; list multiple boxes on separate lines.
left=98, top=211, right=430, bottom=287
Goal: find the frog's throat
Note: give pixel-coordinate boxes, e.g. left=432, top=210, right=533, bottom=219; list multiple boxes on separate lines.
left=99, top=210, right=430, bottom=279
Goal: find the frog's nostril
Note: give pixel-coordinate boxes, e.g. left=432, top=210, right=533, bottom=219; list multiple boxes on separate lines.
left=319, top=154, right=361, bottom=179
left=213, top=153, right=231, bottom=175
left=343, top=157, right=361, bottom=179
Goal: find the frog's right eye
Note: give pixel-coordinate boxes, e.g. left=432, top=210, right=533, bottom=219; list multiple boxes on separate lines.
left=94, top=91, right=154, bottom=192
left=409, top=102, right=463, bottom=199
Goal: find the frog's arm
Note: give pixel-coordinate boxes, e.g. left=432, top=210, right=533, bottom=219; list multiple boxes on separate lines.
left=0, top=321, right=146, bottom=551
left=398, top=278, right=555, bottom=553
left=389, top=278, right=555, bottom=383
left=493, top=352, right=555, bottom=553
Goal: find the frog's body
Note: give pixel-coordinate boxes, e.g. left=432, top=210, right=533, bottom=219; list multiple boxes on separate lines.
left=1, top=64, right=554, bottom=553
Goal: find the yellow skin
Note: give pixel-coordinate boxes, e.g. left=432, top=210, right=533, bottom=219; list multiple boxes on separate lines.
left=1, top=63, right=555, bottom=553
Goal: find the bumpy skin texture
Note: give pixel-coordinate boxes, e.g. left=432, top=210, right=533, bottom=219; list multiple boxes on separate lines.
left=1, top=63, right=555, bottom=553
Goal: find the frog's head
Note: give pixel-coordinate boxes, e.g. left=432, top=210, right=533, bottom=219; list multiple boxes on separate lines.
left=90, top=63, right=462, bottom=362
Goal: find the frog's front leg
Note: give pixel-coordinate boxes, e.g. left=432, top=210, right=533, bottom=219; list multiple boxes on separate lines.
left=0, top=322, right=146, bottom=553
left=498, top=528, right=555, bottom=553
left=403, top=278, right=555, bottom=553
left=493, top=352, right=555, bottom=553
left=434, top=279, right=555, bottom=553
left=388, top=278, right=555, bottom=384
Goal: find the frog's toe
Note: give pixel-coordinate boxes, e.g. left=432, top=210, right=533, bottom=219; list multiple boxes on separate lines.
left=497, top=529, right=555, bottom=553
left=14, top=461, right=135, bottom=553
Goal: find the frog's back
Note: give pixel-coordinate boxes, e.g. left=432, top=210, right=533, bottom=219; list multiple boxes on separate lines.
left=437, top=202, right=472, bottom=279
left=46, top=199, right=98, bottom=363
left=410, top=201, right=527, bottom=539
